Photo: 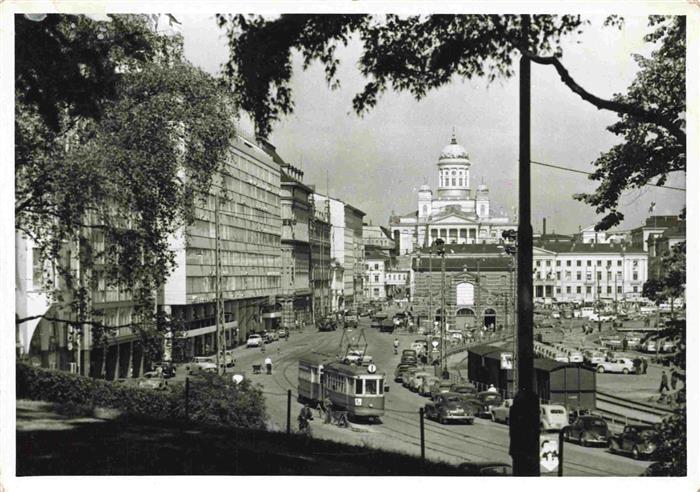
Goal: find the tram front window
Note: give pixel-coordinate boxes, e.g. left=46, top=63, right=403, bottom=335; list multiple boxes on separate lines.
left=365, top=379, right=377, bottom=395
left=356, top=379, right=363, bottom=395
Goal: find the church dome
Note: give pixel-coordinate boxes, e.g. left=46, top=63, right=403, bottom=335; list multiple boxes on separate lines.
left=438, top=132, right=471, bottom=166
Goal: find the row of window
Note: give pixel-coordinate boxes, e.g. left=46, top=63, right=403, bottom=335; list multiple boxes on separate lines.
left=185, top=275, right=280, bottom=295
left=535, top=271, right=639, bottom=281
left=536, top=259, right=641, bottom=268
left=555, top=285, right=639, bottom=295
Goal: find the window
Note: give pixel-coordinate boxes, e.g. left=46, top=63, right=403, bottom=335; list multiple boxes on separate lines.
left=373, top=288, right=380, bottom=295
left=576, top=272, right=581, bottom=281
left=355, top=379, right=363, bottom=395
left=365, top=379, right=378, bottom=395
left=536, top=260, right=541, bottom=267
left=633, top=272, right=638, bottom=281
left=596, top=272, right=601, bottom=281
left=556, top=272, right=561, bottom=280
left=565, top=271, right=571, bottom=280
left=374, top=275, right=379, bottom=282
left=586, top=273, right=591, bottom=281
left=587, top=260, right=592, bottom=267
left=586, top=286, right=592, bottom=294
left=556, top=287, right=561, bottom=294
left=607, top=286, right=612, bottom=294
left=576, top=286, right=582, bottom=294
left=566, top=286, right=571, bottom=294
left=606, top=260, right=612, bottom=267
left=617, top=286, right=622, bottom=294
left=32, top=247, right=43, bottom=288
left=597, top=286, right=602, bottom=294
left=633, top=286, right=638, bottom=293
left=607, top=272, right=612, bottom=281
left=566, top=260, right=572, bottom=267
left=374, top=264, right=379, bottom=270
left=556, top=260, right=561, bottom=267
left=545, top=261, right=551, bottom=267
left=596, top=260, right=601, bottom=267
left=617, top=260, right=622, bottom=266
left=576, top=260, right=581, bottom=267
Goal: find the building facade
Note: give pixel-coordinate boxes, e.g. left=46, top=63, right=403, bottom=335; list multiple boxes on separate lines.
left=279, top=163, right=313, bottom=328
left=411, top=244, right=515, bottom=332
left=532, top=242, right=648, bottom=304
left=344, top=204, right=366, bottom=310
left=309, top=194, right=332, bottom=320
left=385, top=269, right=411, bottom=301
left=365, top=250, right=389, bottom=300
left=389, top=131, right=516, bottom=255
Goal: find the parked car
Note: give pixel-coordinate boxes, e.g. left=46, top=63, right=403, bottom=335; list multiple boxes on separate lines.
left=474, top=391, right=503, bottom=419
left=491, top=398, right=513, bottom=424
left=428, top=379, right=454, bottom=399
left=584, top=349, right=607, bottom=366
left=458, top=462, right=512, bottom=476
left=540, top=404, right=568, bottom=431
left=411, top=340, right=428, bottom=355
left=420, top=376, right=441, bottom=396
left=261, top=331, right=273, bottom=344
left=608, top=425, right=658, bottom=460
left=186, top=356, right=217, bottom=374
left=565, top=416, right=610, bottom=446
left=424, top=392, right=475, bottom=424
left=246, top=334, right=263, bottom=348
left=269, top=331, right=280, bottom=341
left=224, top=350, right=236, bottom=367
left=277, top=328, right=289, bottom=339
left=137, top=377, right=167, bottom=390
left=450, top=382, right=477, bottom=396
left=402, top=367, right=423, bottom=388
left=568, top=407, right=592, bottom=424
left=148, top=362, right=176, bottom=379
left=318, top=318, right=337, bottom=332
left=408, top=371, right=433, bottom=392
left=596, top=358, right=635, bottom=374
left=394, top=364, right=416, bottom=383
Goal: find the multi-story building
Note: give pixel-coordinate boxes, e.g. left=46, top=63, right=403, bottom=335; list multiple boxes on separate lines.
left=411, top=244, right=515, bottom=332
left=363, top=224, right=395, bottom=251
left=365, top=249, right=389, bottom=300
left=278, top=162, right=313, bottom=328
left=532, top=241, right=648, bottom=304
left=647, top=222, right=685, bottom=281
left=314, top=194, right=343, bottom=313
left=345, top=204, right=366, bottom=310
left=309, top=194, right=332, bottom=320
left=385, top=268, right=411, bottom=301
left=159, top=128, right=282, bottom=363
left=389, top=131, right=516, bottom=254
left=629, top=215, right=682, bottom=252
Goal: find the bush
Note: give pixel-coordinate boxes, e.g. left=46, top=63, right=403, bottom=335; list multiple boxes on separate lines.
left=16, top=363, right=267, bottom=430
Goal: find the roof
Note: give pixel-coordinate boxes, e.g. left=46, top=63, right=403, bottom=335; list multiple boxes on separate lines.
left=412, top=256, right=512, bottom=272
left=344, top=203, right=366, bottom=217
left=365, top=249, right=390, bottom=261
left=662, top=224, right=685, bottom=239
left=280, top=173, right=314, bottom=193
left=533, top=358, right=568, bottom=372
left=325, top=361, right=382, bottom=377
left=467, top=344, right=502, bottom=357
left=416, top=243, right=505, bottom=255
left=535, top=242, right=645, bottom=254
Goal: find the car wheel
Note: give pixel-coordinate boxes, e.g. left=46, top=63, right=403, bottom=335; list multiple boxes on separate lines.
left=491, top=413, right=496, bottom=422
left=622, top=368, right=629, bottom=374
left=632, top=446, right=640, bottom=460
left=597, top=366, right=605, bottom=373
left=440, top=416, right=446, bottom=425
left=564, top=430, right=570, bottom=442
left=608, top=441, right=616, bottom=454
left=581, top=435, right=589, bottom=447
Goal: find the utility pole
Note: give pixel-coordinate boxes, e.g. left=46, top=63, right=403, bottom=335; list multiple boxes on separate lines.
left=510, top=14, right=540, bottom=476
left=215, top=195, right=226, bottom=375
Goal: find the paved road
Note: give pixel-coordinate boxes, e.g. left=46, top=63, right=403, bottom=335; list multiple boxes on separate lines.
left=222, top=315, right=650, bottom=476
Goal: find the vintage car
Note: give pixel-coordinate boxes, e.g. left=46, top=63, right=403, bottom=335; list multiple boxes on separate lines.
left=420, top=376, right=441, bottom=396
left=185, top=356, right=217, bottom=374
left=491, top=398, right=513, bottom=424
left=344, top=350, right=373, bottom=365
left=428, top=379, right=454, bottom=399
left=424, top=392, right=475, bottom=424
left=402, top=367, right=424, bottom=388
left=565, top=416, right=610, bottom=447
left=408, top=370, right=433, bottom=393
left=583, top=349, right=607, bottom=366
left=246, top=334, right=263, bottom=348
left=540, top=404, right=568, bottom=431
left=473, top=391, right=503, bottom=419
left=608, top=425, right=658, bottom=460
left=318, top=318, right=337, bottom=332
left=458, top=462, right=512, bottom=476
left=596, top=358, right=635, bottom=374
left=394, top=363, right=414, bottom=382
left=450, top=382, right=477, bottom=396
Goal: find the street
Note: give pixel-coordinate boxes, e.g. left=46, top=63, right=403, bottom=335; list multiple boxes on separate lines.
left=222, top=313, right=650, bottom=476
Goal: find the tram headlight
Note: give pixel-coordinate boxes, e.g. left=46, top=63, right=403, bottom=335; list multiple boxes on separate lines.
left=369, top=403, right=373, bottom=408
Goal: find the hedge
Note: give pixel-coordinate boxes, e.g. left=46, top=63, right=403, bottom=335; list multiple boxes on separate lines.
left=16, top=363, right=267, bottom=429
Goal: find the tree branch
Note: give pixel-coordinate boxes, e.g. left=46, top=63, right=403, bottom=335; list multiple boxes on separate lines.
left=15, top=313, right=147, bottom=331
left=524, top=51, right=686, bottom=143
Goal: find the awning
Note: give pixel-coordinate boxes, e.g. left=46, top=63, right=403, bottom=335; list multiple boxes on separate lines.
left=181, top=321, right=237, bottom=338
left=262, top=312, right=282, bottom=319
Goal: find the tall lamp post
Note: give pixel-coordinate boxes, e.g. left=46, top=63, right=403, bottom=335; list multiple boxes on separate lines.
left=434, top=238, right=448, bottom=379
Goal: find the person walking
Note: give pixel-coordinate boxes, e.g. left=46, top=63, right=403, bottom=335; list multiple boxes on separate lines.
left=393, top=337, right=400, bottom=355
left=659, top=370, right=670, bottom=394
left=264, top=356, right=272, bottom=375
left=671, top=369, right=678, bottom=390
left=633, top=358, right=641, bottom=375
left=622, top=337, right=628, bottom=352
left=641, top=357, right=648, bottom=374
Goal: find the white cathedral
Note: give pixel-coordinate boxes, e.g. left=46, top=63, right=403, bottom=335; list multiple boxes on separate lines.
left=389, top=131, right=517, bottom=255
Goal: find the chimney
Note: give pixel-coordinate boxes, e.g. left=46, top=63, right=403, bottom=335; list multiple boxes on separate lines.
left=543, top=217, right=547, bottom=236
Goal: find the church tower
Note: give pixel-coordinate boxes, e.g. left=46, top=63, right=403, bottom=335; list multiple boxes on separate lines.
left=436, top=129, right=471, bottom=200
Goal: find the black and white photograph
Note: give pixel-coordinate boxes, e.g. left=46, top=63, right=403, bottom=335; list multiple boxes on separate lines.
left=1, top=0, right=697, bottom=487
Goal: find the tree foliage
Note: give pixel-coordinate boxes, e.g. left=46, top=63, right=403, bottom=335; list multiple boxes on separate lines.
left=574, top=16, right=685, bottom=230
left=16, top=15, right=236, bottom=346
left=642, top=241, right=686, bottom=305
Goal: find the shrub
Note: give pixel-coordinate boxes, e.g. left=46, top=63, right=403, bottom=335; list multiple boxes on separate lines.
left=16, top=363, right=266, bottom=429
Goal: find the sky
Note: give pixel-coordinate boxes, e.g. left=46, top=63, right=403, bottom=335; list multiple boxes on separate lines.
left=179, top=14, right=686, bottom=234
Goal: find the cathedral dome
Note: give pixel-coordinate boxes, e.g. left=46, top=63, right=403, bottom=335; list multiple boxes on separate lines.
left=438, top=132, right=471, bottom=165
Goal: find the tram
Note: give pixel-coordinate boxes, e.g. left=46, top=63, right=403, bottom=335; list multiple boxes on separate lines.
left=297, top=354, right=385, bottom=418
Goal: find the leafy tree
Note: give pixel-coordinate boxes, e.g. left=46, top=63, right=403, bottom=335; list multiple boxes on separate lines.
left=16, top=15, right=236, bottom=350
left=642, top=241, right=686, bottom=310
left=574, top=16, right=685, bottom=230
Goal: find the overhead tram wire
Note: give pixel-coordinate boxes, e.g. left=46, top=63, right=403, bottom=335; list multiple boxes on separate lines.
left=530, top=159, right=686, bottom=191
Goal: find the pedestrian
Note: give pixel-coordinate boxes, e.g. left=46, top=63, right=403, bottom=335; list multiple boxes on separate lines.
left=264, top=356, right=272, bottom=375
left=487, top=384, right=498, bottom=394
left=659, top=370, right=670, bottom=394
left=633, top=358, right=641, bottom=375
left=671, top=369, right=678, bottom=390
left=642, top=357, right=648, bottom=374
left=622, top=337, right=628, bottom=352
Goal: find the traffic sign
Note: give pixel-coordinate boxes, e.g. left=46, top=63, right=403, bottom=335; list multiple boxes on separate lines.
left=231, top=374, right=244, bottom=384
left=540, top=435, right=559, bottom=473
left=431, top=340, right=439, bottom=348
left=500, top=352, right=513, bottom=370
left=367, top=364, right=377, bottom=374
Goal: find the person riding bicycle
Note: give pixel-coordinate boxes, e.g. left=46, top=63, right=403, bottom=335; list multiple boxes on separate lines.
left=298, top=404, right=313, bottom=433
left=393, top=337, right=400, bottom=355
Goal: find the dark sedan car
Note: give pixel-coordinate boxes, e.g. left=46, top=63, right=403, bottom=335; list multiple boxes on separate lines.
left=450, top=383, right=477, bottom=395
left=608, top=425, right=658, bottom=460
left=424, top=392, right=475, bottom=424
left=565, top=416, right=610, bottom=447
